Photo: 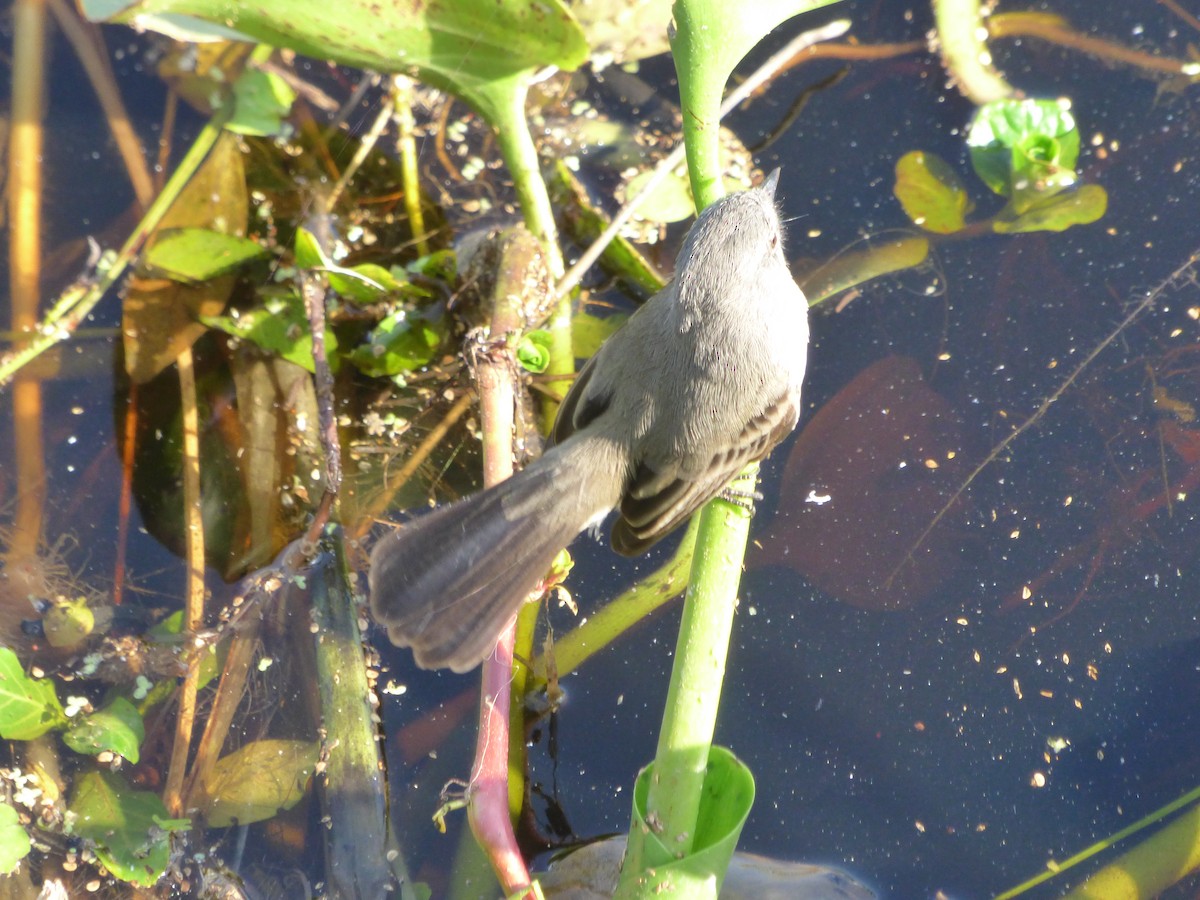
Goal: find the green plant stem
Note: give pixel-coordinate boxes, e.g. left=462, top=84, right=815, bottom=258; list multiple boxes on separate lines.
left=996, top=784, right=1200, bottom=899
left=643, top=476, right=755, bottom=855
left=0, top=43, right=275, bottom=388
left=670, top=1, right=725, bottom=209
left=932, top=0, right=1015, bottom=104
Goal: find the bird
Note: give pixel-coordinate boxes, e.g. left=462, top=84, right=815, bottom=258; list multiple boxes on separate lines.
left=369, top=170, right=810, bottom=672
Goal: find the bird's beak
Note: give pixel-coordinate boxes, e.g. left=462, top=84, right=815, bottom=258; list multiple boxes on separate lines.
left=761, top=168, right=781, bottom=199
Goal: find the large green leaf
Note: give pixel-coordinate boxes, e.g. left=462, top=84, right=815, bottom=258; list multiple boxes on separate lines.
left=84, top=0, right=587, bottom=125
left=69, top=771, right=173, bottom=887
left=0, top=648, right=67, bottom=740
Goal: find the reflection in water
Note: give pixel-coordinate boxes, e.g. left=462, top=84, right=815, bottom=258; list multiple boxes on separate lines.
left=753, top=356, right=972, bottom=611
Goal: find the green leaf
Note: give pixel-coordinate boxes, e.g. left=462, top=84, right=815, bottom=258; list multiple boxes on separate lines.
left=517, top=329, right=552, bottom=373
left=967, top=98, right=1081, bottom=210
left=227, top=67, right=296, bottom=137
left=144, top=228, right=268, bottom=282
left=993, top=184, right=1108, bottom=234
left=0, top=803, right=31, bottom=875
left=624, top=168, right=695, bottom=225
left=893, top=151, right=973, bottom=234
left=571, top=310, right=628, bottom=360
left=293, top=226, right=327, bottom=269
left=85, top=0, right=588, bottom=127
left=406, top=249, right=456, bottom=282
left=64, top=698, right=145, bottom=764
left=620, top=746, right=755, bottom=894
left=69, top=771, right=173, bottom=887
left=202, top=290, right=338, bottom=374
left=327, top=262, right=406, bottom=304
left=199, top=739, right=319, bottom=827
left=348, top=311, right=444, bottom=378
left=0, top=648, right=67, bottom=740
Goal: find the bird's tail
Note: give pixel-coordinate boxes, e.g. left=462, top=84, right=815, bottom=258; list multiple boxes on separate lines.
left=368, top=433, right=624, bottom=671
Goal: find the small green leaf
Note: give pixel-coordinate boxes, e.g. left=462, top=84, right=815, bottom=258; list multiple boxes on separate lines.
left=199, top=739, right=319, bottom=827
left=993, top=184, right=1108, bottom=234
left=967, top=98, right=1080, bottom=203
left=0, top=802, right=31, bottom=875
left=348, top=311, right=444, bottom=378
left=69, top=771, right=172, bottom=887
left=227, top=67, right=296, bottom=137
left=294, top=226, right=327, bottom=269
left=202, top=290, right=338, bottom=374
left=0, top=648, right=67, bottom=740
left=406, top=249, right=457, bottom=281
left=893, top=151, right=973, bottom=234
left=327, top=262, right=406, bottom=304
left=145, top=228, right=268, bottom=282
left=64, top=698, right=145, bottom=764
left=517, top=329, right=552, bottom=373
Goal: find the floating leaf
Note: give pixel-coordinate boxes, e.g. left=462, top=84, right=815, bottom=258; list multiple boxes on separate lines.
left=69, top=771, right=172, bottom=887
left=993, top=183, right=1108, bottom=233
left=199, top=739, right=319, bottom=827
left=517, top=329, right=552, bottom=373
left=144, top=228, right=268, bottom=283
left=202, top=290, right=339, bottom=374
left=348, top=311, right=444, bottom=378
left=0, top=648, right=67, bottom=740
left=64, top=698, right=145, bottom=764
left=968, top=97, right=1081, bottom=211
left=893, top=151, right=973, bottom=234
left=0, top=803, right=30, bottom=875
left=227, top=67, right=296, bottom=137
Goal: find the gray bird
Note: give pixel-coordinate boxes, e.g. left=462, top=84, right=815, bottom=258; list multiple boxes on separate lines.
left=369, top=170, right=810, bottom=672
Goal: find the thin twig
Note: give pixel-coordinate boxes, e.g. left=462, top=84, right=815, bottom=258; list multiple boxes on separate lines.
left=887, top=248, right=1200, bottom=588
left=164, top=346, right=207, bottom=817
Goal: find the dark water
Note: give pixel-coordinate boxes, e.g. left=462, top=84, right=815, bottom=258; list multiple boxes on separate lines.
left=6, top=0, right=1200, bottom=897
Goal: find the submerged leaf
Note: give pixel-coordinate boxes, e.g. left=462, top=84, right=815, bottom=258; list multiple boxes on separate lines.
left=348, top=311, right=444, bottom=378
left=0, top=648, right=67, bottom=740
left=144, top=228, right=268, bottom=282
left=202, top=290, right=338, bottom=374
left=64, top=698, right=145, bottom=764
left=199, top=739, right=319, bottom=827
left=69, top=771, right=173, bottom=887
left=123, top=133, right=248, bottom=383
left=0, top=803, right=31, bottom=875
left=227, top=67, right=296, bottom=137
